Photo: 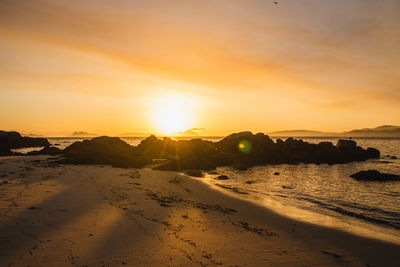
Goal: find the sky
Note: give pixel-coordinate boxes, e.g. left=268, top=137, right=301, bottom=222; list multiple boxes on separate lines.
left=1, top=0, right=399, bottom=136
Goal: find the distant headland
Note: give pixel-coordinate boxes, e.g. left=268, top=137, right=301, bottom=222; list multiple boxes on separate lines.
left=268, top=125, right=400, bottom=137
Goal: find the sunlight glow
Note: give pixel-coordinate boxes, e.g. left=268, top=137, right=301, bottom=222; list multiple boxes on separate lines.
left=151, top=93, right=195, bottom=134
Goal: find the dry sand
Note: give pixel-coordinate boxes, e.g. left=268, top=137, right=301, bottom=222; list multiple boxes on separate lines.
left=0, top=155, right=399, bottom=266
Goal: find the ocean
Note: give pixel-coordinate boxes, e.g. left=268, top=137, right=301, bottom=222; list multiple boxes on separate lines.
left=15, top=136, right=400, bottom=243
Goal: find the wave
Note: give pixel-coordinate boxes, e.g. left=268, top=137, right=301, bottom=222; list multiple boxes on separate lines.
left=295, top=195, right=400, bottom=230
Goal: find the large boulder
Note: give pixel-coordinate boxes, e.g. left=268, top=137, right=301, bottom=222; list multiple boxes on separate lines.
left=350, top=170, right=400, bottom=181
left=136, top=135, right=176, bottom=159
left=153, top=138, right=223, bottom=171
left=215, top=132, right=276, bottom=167
left=216, top=132, right=274, bottom=154
left=61, top=136, right=148, bottom=168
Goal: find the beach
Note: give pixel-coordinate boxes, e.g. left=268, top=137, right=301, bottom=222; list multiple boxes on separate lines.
left=0, top=155, right=399, bottom=266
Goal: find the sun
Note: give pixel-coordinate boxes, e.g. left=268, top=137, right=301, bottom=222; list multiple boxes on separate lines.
left=151, top=93, right=194, bottom=134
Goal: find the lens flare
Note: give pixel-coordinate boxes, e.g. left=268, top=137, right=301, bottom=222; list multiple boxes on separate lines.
left=238, top=140, right=252, bottom=153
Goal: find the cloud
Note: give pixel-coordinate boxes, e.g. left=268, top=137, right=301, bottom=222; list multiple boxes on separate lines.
left=1, top=0, right=399, bottom=108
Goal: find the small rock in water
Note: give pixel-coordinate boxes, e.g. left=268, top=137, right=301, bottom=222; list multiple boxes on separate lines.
left=273, top=172, right=280, bottom=175
left=350, top=170, right=400, bottom=181
left=390, top=156, right=398, bottom=159
left=282, top=185, right=294, bottom=189
left=215, top=175, right=229, bottom=180
left=245, top=180, right=255, bottom=184
left=376, top=160, right=392, bottom=164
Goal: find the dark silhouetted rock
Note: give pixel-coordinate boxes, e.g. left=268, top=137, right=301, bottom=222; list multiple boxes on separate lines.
left=28, top=146, right=62, bottom=156
left=61, top=136, right=148, bottom=168
left=391, top=156, right=398, bottom=159
left=365, top=147, right=380, bottom=158
left=350, top=170, right=400, bottom=181
left=336, top=139, right=356, bottom=149
left=245, top=180, right=255, bottom=184
left=376, top=160, right=392, bottom=164
left=215, top=175, right=229, bottom=180
left=273, top=172, right=280, bottom=175
left=151, top=137, right=223, bottom=171
left=0, top=130, right=50, bottom=155
left=0, top=146, right=12, bottom=156
left=184, top=170, right=203, bottom=177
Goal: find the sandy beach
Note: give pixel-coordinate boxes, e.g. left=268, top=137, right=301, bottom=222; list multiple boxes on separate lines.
left=0, top=155, right=399, bottom=266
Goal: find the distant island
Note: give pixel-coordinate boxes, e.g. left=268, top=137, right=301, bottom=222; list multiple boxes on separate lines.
left=70, top=131, right=99, bottom=137
left=268, top=125, right=400, bottom=137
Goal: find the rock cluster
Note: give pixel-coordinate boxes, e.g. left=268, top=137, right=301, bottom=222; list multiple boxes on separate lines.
left=0, top=130, right=50, bottom=155
left=0, top=130, right=382, bottom=171
left=139, top=132, right=380, bottom=171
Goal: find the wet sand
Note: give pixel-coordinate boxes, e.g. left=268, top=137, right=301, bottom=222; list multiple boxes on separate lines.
left=0, top=155, right=399, bottom=266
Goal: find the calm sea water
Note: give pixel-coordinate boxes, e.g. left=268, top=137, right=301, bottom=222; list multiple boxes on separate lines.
left=16, top=136, right=400, bottom=243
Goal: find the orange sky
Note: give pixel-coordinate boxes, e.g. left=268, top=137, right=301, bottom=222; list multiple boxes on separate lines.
left=1, top=0, right=399, bottom=136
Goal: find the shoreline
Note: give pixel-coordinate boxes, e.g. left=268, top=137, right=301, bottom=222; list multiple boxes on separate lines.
left=197, top=173, right=400, bottom=246
left=1, top=155, right=399, bottom=266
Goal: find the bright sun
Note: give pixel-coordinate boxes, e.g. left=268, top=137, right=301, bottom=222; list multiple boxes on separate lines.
left=152, top=93, right=194, bottom=134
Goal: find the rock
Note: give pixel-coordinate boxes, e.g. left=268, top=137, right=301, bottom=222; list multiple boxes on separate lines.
left=61, top=136, right=148, bottom=168
left=318, top=141, right=334, bottom=148
left=336, top=139, right=356, bottom=149
left=376, top=160, right=393, bottom=164
left=0, top=145, right=12, bottom=156
left=273, top=172, right=280, bottom=175
left=245, top=180, right=255, bottom=184
left=350, top=170, right=400, bottom=181
left=365, top=147, right=380, bottom=158
left=282, top=185, right=293, bottom=189
left=151, top=137, right=222, bottom=171
left=215, top=175, right=229, bottom=180
left=391, top=156, right=398, bottom=159
left=184, top=170, right=203, bottom=177
left=28, top=146, right=62, bottom=156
